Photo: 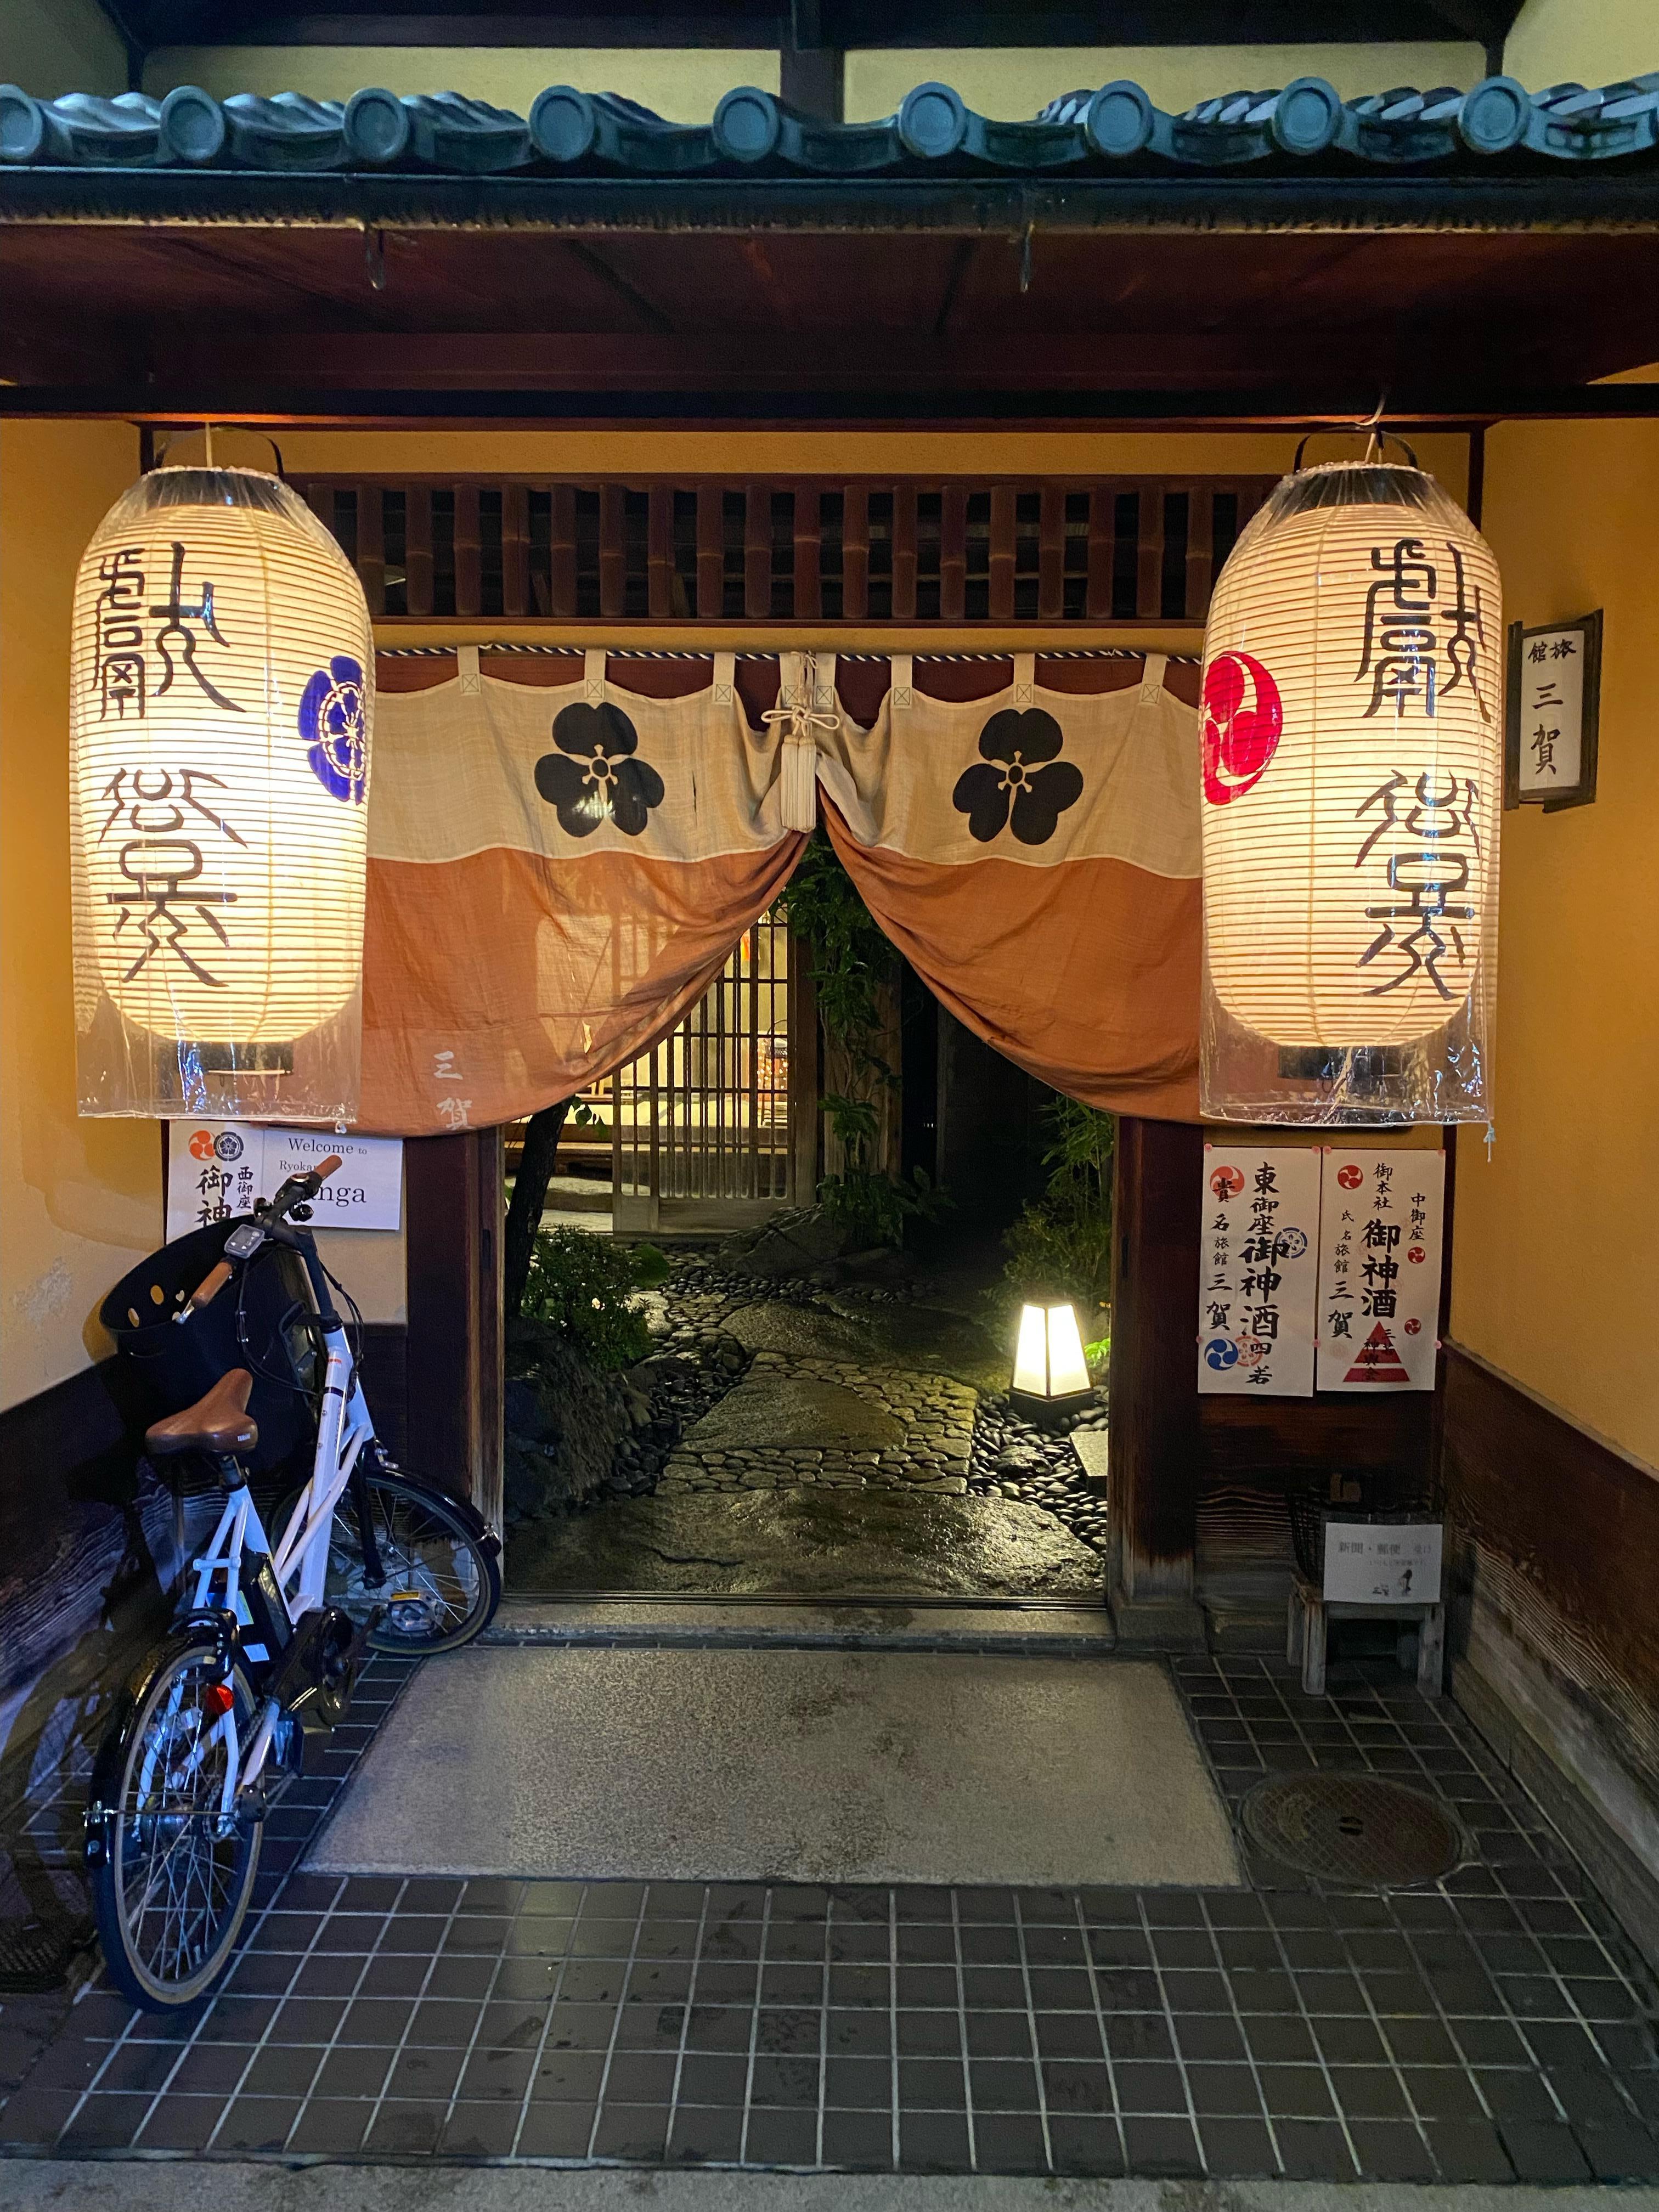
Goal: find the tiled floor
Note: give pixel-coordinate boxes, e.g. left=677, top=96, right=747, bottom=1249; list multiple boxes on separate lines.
left=2, top=1647, right=1658, bottom=2183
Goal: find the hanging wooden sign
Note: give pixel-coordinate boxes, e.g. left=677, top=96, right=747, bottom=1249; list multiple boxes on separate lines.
left=1505, top=610, right=1601, bottom=811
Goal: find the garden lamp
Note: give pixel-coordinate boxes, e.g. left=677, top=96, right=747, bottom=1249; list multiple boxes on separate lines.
left=1011, top=1301, right=1092, bottom=1418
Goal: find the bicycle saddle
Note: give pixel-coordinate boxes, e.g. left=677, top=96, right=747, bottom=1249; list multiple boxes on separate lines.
left=145, top=1368, right=259, bottom=1458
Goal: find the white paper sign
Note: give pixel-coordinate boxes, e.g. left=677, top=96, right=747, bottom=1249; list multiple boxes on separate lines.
left=1198, top=1144, right=1321, bottom=1396
left=166, top=1122, right=403, bottom=1240
left=1323, top=1519, right=1443, bottom=1606
left=1516, top=626, right=1585, bottom=798
left=1315, top=1148, right=1444, bottom=1392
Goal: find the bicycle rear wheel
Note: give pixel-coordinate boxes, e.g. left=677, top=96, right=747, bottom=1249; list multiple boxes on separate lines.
left=87, top=1638, right=259, bottom=2011
left=279, top=1468, right=500, bottom=1657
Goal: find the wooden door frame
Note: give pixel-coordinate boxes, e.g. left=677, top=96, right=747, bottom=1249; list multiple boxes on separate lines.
left=1107, top=1115, right=1207, bottom=1647
left=403, top=1128, right=504, bottom=1534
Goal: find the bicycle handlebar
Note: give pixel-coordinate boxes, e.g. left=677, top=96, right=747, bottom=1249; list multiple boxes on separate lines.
left=263, top=1154, right=343, bottom=1228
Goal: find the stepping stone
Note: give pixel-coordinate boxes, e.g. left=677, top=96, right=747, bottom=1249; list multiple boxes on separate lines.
left=724, top=1300, right=879, bottom=1364
left=826, top=1297, right=1011, bottom=1394
left=685, top=1370, right=906, bottom=1454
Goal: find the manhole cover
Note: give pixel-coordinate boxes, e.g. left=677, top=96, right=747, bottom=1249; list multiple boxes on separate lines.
left=1241, top=1773, right=1465, bottom=1888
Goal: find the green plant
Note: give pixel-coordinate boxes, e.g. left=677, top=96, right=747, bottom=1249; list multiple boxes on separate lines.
left=819, top=1165, right=951, bottom=1251
left=1003, top=1093, right=1116, bottom=1316
left=779, top=833, right=896, bottom=1056
left=784, top=837, right=953, bottom=1247
left=518, top=1227, right=656, bottom=1370
left=630, top=1242, right=671, bottom=1288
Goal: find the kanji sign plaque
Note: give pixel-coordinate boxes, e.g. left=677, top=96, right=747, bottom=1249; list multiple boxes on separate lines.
left=1505, top=610, right=1601, bottom=812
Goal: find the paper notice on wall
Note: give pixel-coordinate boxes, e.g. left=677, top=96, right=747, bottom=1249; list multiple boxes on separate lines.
left=1315, top=1148, right=1444, bottom=1392
left=1197, top=1144, right=1321, bottom=1396
left=166, top=1122, right=403, bottom=1240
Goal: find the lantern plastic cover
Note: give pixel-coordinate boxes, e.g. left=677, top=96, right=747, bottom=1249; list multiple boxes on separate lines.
left=1199, top=462, right=1500, bottom=1125
left=71, top=467, right=373, bottom=1122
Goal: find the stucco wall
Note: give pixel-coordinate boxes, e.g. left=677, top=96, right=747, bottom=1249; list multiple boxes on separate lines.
left=845, top=45, right=1483, bottom=120
left=0, top=422, right=159, bottom=1412
left=139, top=47, right=778, bottom=114
left=0, top=0, right=126, bottom=98
left=1504, top=0, right=1658, bottom=88
left=1450, top=414, right=1659, bottom=1472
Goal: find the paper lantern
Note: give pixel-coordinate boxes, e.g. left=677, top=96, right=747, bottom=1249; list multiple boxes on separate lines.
left=70, top=467, right=373, bottom=1122
left=1012, top=1302, right=1091, bottom=1412
left=1199, top=459, right=1502, bottom=1124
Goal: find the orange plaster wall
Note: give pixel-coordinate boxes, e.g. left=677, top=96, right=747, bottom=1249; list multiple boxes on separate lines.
left=1451, top=416, right=1659, bottom=1470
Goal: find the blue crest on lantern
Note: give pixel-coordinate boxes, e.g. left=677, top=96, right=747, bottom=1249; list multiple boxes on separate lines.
left=298, top=656, right=368, bottom=803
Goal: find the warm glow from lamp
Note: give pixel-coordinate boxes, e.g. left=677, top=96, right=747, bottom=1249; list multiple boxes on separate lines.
left=70, top=466, right=373, bottom=1121
left=1012, top=1302, right=1091, bottom=1402
left=1199, top=458, right=1501, bottom=1123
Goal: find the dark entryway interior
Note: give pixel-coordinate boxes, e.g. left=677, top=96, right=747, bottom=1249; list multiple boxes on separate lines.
left=499, top=925, right=1113, bottom=1604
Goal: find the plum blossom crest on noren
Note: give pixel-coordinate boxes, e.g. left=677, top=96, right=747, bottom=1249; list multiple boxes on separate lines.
left=535, top=701, right=665, bottom=838
left=952, top=707, right=1083, bottom=846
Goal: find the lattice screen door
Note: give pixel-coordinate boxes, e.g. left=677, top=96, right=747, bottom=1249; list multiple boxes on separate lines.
left=607, top=906, right=806, bottom=1228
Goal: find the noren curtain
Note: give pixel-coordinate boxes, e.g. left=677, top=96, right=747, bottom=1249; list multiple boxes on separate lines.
left=818, top=652, right=1203, bottom=1122
left=358, top=648, right=1202, bottom=1136
left=359, top=650, right=807, bottom=1135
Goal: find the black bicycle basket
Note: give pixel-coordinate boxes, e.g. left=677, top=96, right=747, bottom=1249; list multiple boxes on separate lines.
left=101, top=1218, right=318, bottom=1475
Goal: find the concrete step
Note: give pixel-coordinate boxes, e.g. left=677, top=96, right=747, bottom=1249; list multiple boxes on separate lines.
left=484, top=1596, right=1116, bottom=1657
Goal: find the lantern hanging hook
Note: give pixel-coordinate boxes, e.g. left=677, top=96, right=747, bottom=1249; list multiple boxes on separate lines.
left=155, top=426, right=287, bottom=479
left=1293, top=397, right=1418, bottom=475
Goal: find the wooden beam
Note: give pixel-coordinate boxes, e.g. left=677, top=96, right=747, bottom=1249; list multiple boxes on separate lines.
left=1107, top=1116, right=1206, bottom=1647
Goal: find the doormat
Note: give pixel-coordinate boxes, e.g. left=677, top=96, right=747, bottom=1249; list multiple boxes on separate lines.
left=307, top=1647, right=1241, bottom=1889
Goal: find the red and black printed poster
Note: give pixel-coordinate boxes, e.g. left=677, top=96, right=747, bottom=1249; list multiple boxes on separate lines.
left=1315, top=1149, right=1446, bottom=1392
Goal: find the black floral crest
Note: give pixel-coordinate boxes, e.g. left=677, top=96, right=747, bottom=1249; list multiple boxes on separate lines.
left=952, top=707, right=1083, bottom=847
left=534, top=701, right=665, bottom=839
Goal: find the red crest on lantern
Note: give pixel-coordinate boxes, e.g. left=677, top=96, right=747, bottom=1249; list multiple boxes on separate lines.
left=1201, top=650, right=1283, bottom=806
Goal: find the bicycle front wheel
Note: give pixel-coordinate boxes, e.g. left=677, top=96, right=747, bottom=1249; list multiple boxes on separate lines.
left=87, top=1639, right=260, bottom=2012
left=281, top=1468, right=501, bottom=1657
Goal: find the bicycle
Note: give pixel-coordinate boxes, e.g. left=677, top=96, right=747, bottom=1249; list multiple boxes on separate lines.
left=85, top=1156, right=501, bottom=2010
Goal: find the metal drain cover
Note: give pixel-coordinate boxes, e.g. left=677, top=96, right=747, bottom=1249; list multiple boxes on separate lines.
left=1242, top=1773, right=1465, bottom=1888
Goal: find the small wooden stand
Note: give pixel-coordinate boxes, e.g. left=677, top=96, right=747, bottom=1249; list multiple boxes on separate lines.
left=1288, top=1573, right=1444, bottom=1697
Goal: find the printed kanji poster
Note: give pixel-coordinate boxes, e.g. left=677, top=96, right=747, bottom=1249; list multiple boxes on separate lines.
left=1315, top=1148, right=1445, bottom=1392
left=1198, top=1144, right=1321, bottom=1397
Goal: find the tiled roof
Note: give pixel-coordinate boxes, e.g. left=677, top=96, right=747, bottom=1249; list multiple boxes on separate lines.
left=1, top=71, right=1657, bottom=176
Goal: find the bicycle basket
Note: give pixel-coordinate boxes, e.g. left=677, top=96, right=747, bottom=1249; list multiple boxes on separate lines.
left=102, top=1219, right=317, bottom=1475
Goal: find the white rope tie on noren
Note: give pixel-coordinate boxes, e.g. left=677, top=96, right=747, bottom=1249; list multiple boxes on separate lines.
left=762, top=651, right=838, bottom=832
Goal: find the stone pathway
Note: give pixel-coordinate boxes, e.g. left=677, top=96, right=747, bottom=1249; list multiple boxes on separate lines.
left=657, top=1352, right=979, bottom=1499
left=507, top=1237, right=1112, bottom=1594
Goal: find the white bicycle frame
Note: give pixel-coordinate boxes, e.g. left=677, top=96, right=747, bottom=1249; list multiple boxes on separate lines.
left=184, top=1315, right=376, bottom=1803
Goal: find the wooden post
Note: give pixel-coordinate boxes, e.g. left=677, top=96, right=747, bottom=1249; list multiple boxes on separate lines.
left=1107, top=1116, right=1206, bottom=1646
left=786, top=930, right=820, bottom=1206
left=403, top=1128, right=504, bottom=1535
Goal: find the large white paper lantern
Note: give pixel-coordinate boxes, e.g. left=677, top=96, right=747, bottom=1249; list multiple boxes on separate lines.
left=70, top=467, right=373, bottom=1122
left=1199, top=459, right=1502, bottom=1124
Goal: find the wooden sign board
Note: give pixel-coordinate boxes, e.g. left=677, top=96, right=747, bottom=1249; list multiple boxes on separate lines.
left=1505, top=611, right=1602, bottom=812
